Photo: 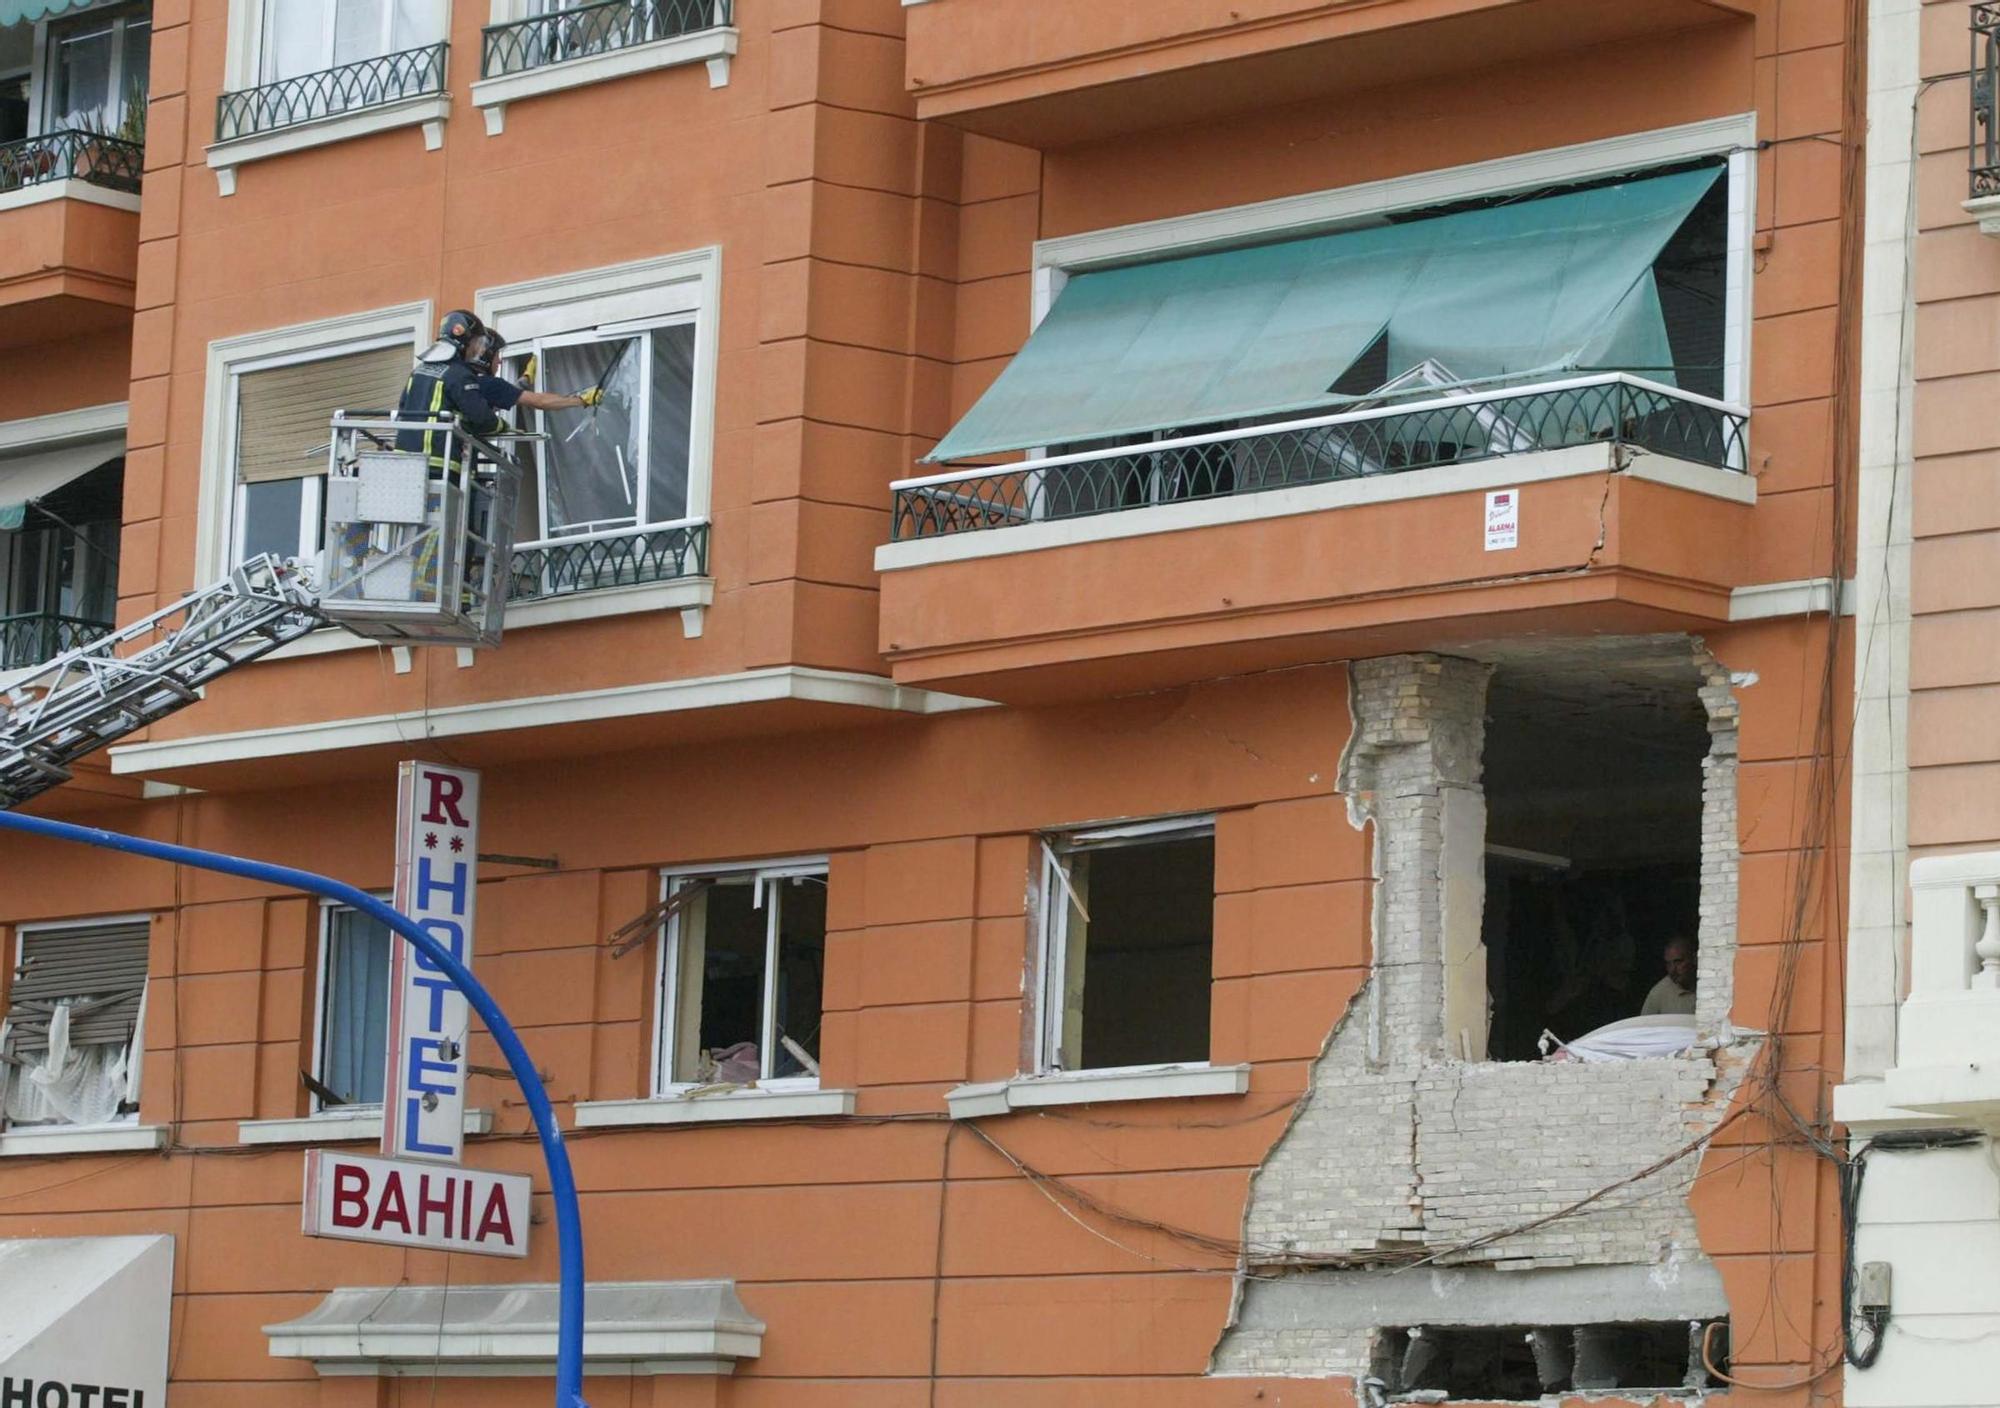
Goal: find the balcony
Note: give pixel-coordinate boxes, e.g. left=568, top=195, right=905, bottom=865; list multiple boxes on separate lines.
left=472, top=0, right=738, bottom=134
left=0, top=131, right=143, bottom=350
left=1968, top=7, right=2000, bottom=232
left=0, top=612, right=112, bottom=673
left=902, top=0, right=1755, bottom=147
left=875, top=376, right=1756, bottom=703
left=506, top=521, right=708, bottom=605
left=207, top=44, right=450, bottom=195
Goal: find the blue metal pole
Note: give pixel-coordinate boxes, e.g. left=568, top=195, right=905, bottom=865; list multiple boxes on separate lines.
left=0, top=808, right=589, bottom=1408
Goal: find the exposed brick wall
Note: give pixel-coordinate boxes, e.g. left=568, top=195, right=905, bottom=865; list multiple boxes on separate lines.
left=1215, top=646, right=1753, bottom=1379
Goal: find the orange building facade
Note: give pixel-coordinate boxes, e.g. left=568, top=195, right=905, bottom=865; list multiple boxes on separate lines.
left=0, top=2, right=1865, bottom=1406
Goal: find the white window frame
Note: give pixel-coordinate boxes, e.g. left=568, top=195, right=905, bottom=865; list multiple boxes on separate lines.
left=306, top=894, right=387, bottom=1116
left=209, top=0, right=451, bottom=197
left=1034, top=814, right=1216, bottom=1077
left=197, top=301, right=431, bottom=585
left=651, top=854, right=829, bottom=1098
left=506, top=313, right=701, bottom=548
left=478, top=248, right=721, bottom=530
left=257, top=0, right=430, bottom=85
left=3, top=912, right=153, bottom=1130
left=30, top=3, right=149, bottom=137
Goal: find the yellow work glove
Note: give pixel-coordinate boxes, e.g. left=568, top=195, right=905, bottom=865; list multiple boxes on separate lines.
left=578, top=387, right=605, bottom=408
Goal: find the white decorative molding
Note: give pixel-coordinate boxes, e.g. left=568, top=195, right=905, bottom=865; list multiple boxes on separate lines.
left=879, top=444, right=1752, bottom=574
left=0, top=180, right=142, bottom=216
left=574, top=1087, right=856, bottom=1128
left=195, top=301, right=430, bottom=585
left=206, top=97, right=452, bottom=196
left=265, top=1280, right=764, bottom=1377
left=236, top=1107, right=493, bottom=1147
left=944, top=1063, right=1251, bottom=1119
left=0, top=1123, right=168, bottom=1158
left=1966, top=193, right=2000, bottom=237
left=0, top=401, right=128, bottom=452
left=1728, top=577, right=1858, bottom=622
left=109, top=666, right=991, bottom=775
left=470, top=27, right=738, bottom=135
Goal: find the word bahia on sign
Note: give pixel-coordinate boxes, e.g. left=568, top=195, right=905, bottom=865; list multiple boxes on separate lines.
left=302, top=1149, right=530, bottom=1257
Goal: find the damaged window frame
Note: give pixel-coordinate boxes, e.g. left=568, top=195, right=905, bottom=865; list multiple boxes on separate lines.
left=652, top=855, right=829, bottom=1098
left=502, top=313, right=700, bottom=554
left=0, top=914, right=152, bottom=1132
left=308, top=896, right=394, bottom=1114
left=1034, top=815, right=1217, bottom=1077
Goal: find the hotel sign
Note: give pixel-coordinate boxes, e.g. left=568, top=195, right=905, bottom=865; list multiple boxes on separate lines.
left=382, top=761, right=480, bottom=1163
left=302, top=1149, right=530, bottom=1257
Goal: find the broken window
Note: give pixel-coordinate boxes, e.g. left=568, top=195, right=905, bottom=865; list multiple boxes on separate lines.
left=0, top=919, right=149, bottom=1128
left=658, top=862, right=826, bottom=1090
left=314, top=903, right=393, bottom=1108
left=1038, top=819, right=1215, bottom=1072
left=1479, top=657, right=1711, bottom=1062
left=507, top=322, right=695, bottom=551
left=1372, top=1321, right=1726, bottom=1399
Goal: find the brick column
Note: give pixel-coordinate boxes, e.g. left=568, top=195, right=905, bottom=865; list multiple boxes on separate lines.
left=1339, top=654, right=1493, bottom=1067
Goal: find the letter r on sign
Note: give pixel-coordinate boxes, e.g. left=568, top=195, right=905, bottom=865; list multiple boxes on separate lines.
left=422, top=770, right=469, bottom=827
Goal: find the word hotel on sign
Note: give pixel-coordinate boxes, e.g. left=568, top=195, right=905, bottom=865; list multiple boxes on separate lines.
left=4, top=1382, right=148, bottom=1408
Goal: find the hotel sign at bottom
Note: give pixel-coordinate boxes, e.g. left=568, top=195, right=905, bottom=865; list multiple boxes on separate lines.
left=302, top=1149, right=531, bottom=1258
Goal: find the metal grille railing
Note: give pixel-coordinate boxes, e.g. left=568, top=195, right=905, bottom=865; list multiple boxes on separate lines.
left=0, top=130, right=144, bottom=195
left=1974, top=6, right=2000, bottom=199
left=482, top=0, right=734, bottom=78
left=0, top=613, right=114, bottom=671
left=891, top=375, right=1749, bottom=542
left=215, top=44, right=449, bottom=142
left=507, top=522, right=708, bottom=601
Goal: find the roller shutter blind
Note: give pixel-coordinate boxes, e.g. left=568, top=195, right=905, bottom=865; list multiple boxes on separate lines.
left=2, top=922, right=150, bottom=1060
left=236, top=345, right=414, bottom=485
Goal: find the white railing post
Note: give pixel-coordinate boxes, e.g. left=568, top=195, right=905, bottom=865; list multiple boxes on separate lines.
left=1975, top=882, right=2000, bottom=990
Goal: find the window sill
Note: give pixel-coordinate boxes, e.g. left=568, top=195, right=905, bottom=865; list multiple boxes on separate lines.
left=0, top=1122, right=167, bottom=1157
left=573, top=1086, right=855, bottom=1128
left=945, top=1062, right=1250, bottom=1118
left=261, top=572, right=716, bottom=664
left=470, top=27, right=738, bottom=136
left=236, top=1107, right=494, bottom=1146
left=205, top=94, right=451, bottom=196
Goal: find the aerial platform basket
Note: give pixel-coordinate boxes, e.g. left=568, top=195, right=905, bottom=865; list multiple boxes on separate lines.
left=317, top=412, right=542, bottom=649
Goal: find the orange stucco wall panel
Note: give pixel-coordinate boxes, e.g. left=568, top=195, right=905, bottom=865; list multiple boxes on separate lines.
left=878, top=473, right=1751, bottom=694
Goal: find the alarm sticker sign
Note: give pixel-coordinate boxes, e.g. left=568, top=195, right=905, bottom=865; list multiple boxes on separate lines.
left=1485, top=489, right=1519, bottom=551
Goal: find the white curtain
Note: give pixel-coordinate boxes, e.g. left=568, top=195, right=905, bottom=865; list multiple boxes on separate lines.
left=0, top=1003, right=135, bottom=1128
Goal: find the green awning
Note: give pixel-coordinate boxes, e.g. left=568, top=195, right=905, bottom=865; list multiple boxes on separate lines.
left=926, top=165, right=1721, bottom=462
left=0, top=0, right=97, bottom=24
left=0, top=443, right=117, bottom=530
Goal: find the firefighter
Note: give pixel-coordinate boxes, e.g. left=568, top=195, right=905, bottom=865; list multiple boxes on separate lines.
left=395, top=309, right=602, bottom=460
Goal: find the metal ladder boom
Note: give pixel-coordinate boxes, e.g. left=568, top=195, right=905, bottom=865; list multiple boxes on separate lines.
left=0, top=555, right=324, bottom=809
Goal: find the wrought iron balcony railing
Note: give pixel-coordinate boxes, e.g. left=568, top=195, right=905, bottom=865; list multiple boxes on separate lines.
left=482, top=0, right=734, bottom=79
left=0, top=130, right=144, bottom=196
left=1974, top=6, right=2000, bottom=199
left=507, top=521, right=708, bottom=603
left=215, top=43, right=450, bottom=143
left=890, top=374, right=1749, bottom=543
left=0, top=612, right=113, bottom=671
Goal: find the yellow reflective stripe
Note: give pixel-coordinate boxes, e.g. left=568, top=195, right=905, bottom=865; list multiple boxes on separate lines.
left=423, top=377, right=447, bottom=465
